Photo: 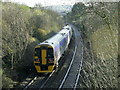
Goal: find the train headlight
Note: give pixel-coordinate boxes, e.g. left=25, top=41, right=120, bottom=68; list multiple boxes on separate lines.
left=37, top=59, right=40, bottom=61
left=35, top=58, right=40, bottom=62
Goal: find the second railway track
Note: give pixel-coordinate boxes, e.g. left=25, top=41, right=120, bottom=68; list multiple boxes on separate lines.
left=58, top=25, right=84, bottom=89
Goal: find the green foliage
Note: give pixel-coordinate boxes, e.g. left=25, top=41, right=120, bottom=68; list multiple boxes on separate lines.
left=31, top=8, right=63, bottom=41
left=2, top=75, right=13, bottom=88
left=66, top=2, right=118, bottom=88
left=2, top=70, right=13, bottom=88
left=19, top=5, right=30, bottom=11
left=33, top=28, right=47, bottom=41
left=2, top=2, right=63, bottom=88
left=72, top=3, right=86, bottom=16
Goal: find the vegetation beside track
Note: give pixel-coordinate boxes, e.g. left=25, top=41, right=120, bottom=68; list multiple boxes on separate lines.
left=1, top=1, right=63, bottom=88
left=66, top=2, right=118, bottom=88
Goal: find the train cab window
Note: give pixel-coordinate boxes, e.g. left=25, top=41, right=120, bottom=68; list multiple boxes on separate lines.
left=47, top=48, right=54, bottom=58
left=35, top=48, right=41, bottom=57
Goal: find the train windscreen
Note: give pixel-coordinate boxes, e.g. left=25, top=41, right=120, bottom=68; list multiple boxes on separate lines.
left=35, top=48, right=41, bottom=57
left=47, top=48, right=54, bottom=58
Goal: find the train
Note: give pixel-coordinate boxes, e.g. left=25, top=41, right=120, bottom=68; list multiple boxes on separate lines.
left=34, top=25, right=73, bottom=73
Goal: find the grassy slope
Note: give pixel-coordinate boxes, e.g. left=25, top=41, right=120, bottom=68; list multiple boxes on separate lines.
left=91, top=25, right=118, bottom=87
left=91, top=26, right=118, bottom=60
left=81, top=25, right=118, bottom=88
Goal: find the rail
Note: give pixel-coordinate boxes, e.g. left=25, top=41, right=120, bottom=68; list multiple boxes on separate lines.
left=39, top=70, right=55, bottom=89
left=23, top=76, right=38, bottom=90
left=58, top=25, right=84, bottom=89
left=58, top=45, right=77, bottom=89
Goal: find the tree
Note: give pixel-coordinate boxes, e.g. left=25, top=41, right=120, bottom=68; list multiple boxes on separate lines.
left=2, top=3, right=33, bottom=69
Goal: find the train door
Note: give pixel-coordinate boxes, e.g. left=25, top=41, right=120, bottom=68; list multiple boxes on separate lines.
left=41, top=49, right=47, bottom=65
left=40, top=47, right=48, bottom=71
left=41, top=48, right=54, bottom=65
left=40, top=47, right=54, bottom=71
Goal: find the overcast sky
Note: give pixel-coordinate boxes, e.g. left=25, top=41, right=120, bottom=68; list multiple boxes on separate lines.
left=2, top=0, right=84, bottom=7
left=3, top=0, right=119, bottom=7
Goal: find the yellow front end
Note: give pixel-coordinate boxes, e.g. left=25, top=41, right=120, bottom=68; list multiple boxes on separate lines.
left=34, top=45, right=55, bottom=73
left=34, top=62, right=55, bottom=73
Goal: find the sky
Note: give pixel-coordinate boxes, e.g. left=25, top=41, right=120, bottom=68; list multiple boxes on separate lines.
left=2, top=0, right=84, bottom=7
left=3, top=0, right=119, bottom=7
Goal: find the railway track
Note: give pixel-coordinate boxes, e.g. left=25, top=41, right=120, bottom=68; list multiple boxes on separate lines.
left=58, top=25, right=84, bottom=89
left=58, top=45, right=77, bottom=89
left=73, top=25, right=84, bottom=89
left=39, top=70, right=55, bottom=89
left=23, top=70, right=55, bottom=89
left=23, top=76, right=38, bottom=90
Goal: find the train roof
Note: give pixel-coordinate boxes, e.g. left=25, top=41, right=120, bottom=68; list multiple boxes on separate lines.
left=46, top=29, right=69, bottom=43
left=37, top=25, right=72, bottom=47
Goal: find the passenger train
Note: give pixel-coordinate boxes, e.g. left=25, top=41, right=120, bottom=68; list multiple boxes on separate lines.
left=34, top=25, right=73, bottom=73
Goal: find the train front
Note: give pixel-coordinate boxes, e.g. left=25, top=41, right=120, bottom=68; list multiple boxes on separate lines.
left=34, top=44, right=55, bottom=73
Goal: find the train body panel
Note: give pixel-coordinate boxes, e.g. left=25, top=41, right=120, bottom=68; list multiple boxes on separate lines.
left=34, top=25, right=73, bottom=73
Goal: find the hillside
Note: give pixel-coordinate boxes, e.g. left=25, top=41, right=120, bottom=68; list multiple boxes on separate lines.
left=44, top=5, right=72, bottom=15
left=66, top=2, right=118, bottom=88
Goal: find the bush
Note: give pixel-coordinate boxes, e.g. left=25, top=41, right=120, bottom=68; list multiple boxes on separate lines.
left=2, top=71, right=13, bottom=88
